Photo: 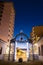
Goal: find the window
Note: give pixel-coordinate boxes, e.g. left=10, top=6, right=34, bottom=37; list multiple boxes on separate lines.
left=0, top=3, right=4, bottom=7
left=8, top=39, right=9, bottom=42
left=8, top=34, right=10, bottom=37
left=9, top=29, right=10, bottom=32
left=0, top=47, right=2, bottom=54
left=0, top=19, right=1, bottom=20
left=9, top=25, right=11, bottom=28
left=1, top=4, right=4, bottom=7
left=0, top=4, right=4, bottom=19
left=41, top=45, right=43, bottom=56
left=39, top=47, right=40, bottom=55
left=0, top=22, right=1, bottom=25
left=0, top=14, right=2, bottom=17
left=0, top=11, right=3, bottom=13
left=0, top=4, right=4, bottom=10
left=0, top=6, right=3, bottom=10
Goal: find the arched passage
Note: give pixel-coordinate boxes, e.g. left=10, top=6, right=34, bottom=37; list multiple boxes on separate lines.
left=10, top=31, right=32, bottom=61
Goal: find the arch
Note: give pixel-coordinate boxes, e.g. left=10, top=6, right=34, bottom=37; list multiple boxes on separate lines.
left=11, top=31, right=32, bottom=43
left=10, top=32, right=32, bottom=61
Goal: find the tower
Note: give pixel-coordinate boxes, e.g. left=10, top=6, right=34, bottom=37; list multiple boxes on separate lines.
left=0, top=2, right=15, bottom=42
left=0, top=2, right=15, bottom=60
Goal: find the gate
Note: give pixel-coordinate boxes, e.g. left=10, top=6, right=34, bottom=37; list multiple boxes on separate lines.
left=9, top=31, right=32, bottom=61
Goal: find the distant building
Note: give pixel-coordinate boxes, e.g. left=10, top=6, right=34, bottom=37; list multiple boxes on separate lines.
left=0, top=2, right=15, bottom=60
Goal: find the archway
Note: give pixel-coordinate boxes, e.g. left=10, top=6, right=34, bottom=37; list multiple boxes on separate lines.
left=10, top=31, right=32, bottom=61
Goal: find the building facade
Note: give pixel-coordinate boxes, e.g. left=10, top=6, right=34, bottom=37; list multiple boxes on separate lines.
left=0, top=2, right=15, bottom=60
left=30, top=26, right=43, bottom=44
left=30, top=26, right=43, bottom=61
left=37, top=37, right=43, bottom=61
left=0, top=39, right=6, bottom=60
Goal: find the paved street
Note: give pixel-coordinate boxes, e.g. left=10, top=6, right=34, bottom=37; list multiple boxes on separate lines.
left=0, top=60, right=43, bottom=65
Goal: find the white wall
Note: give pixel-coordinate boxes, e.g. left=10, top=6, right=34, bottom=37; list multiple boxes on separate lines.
left=37, top=37, right=43, bottom=61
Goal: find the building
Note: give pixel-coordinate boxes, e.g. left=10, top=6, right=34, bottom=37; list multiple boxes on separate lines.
left=0, top=39, right=7, bottom=60
left=10, top=31, right=31, bottom=62
left=37, top=37, right=43, bottom=61
left=30, top=26, right=43, bottom=44
left=0, top=2, right=15, bottom=60
left=30, top=26, right=43, bottom=61
left=0, top=2, right=15, bottom=42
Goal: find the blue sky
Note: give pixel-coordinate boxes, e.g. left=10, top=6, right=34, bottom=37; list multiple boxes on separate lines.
left=1, top=0, right=43, bottom=37
left=13, top=0, right=43, bottom=37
